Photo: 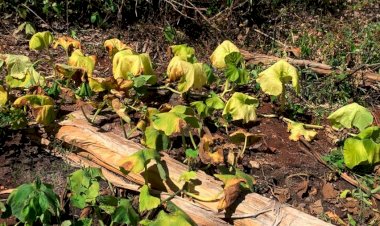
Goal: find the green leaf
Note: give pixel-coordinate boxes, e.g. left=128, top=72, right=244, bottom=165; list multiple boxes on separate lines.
left=112, top=199, right=139, bottom=225
left=29, top=31, right=53, bottom=50
left=142, top=202, right=195, bottom=226
left=144, top=126, right=169, bottom=151
left=0, top=85, right=8, bottom=106
left=256, top=59, right=299, bottom=96
left=191, top=101, right=208, bottom=118
left=152, top=108, right=199, bottom=136
left=139, top=185, right=160, bottom=212
left=179, top=171, right=197, bottom=183
left=185, top=149, right=198, bottom=159
left=225, top=64, right=249, bottom=85
left=343, top=126, right=380, bottom=169
left=119, top=149, right=159, bottom=174
left=210, top=40, right=240, bottom=69
left=133, top=75, right=157, bottom=88
left=224, top=52, right=243, bottom=66
left=113, top=50, right=154, bottom=79
left=327, top=103, right=373, bottom=131
left=170, top=44, right=195, bottom=62
left=205, top=93, right=225, bottom=110
left=97, top=195, right=118, bottom=214
left=222, top=92, right=259, bottom=123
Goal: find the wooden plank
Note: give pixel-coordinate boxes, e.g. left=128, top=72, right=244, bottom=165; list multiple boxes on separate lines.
left=56, top=111, right=332, bottom=226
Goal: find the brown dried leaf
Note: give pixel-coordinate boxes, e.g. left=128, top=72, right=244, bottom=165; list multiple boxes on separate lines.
left=322, top=183, right=338, bottom=199
left=199, top=134, right=224, bottom=165
left=309, top=200, right=324, bottom=215
left=294, top=180, right=309, bottom=199
left=217, top=178, right=246, bottom=211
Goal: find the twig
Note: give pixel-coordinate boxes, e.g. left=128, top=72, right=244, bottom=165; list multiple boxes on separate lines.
left=253, top=29, right=287, bottom=48
left=22, top=4, right=57, bottom=33
left=216, top=203, right=273, bottom=219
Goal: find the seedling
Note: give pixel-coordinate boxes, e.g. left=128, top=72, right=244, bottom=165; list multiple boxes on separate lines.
left=256, top=59, right=299, bottom=112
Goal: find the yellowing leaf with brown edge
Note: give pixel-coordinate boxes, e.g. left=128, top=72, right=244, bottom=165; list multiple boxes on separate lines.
left=113, top=51, right=154, bottom=79
left=287, top=122, right=317, bottom=141
left=29, top=31, right=53, bottom=51
left=13, top=95, right=55, bottom=125
left=117, top=79, right=134, bottom=90
left=166, top=56, right=191, bottom=82
left=199, top=134, right=224, bottom=165
left=53, top=36, right=81, bottom=55
left=0, top=86, right=8, bottom=106
left=210, top=40, right=240, bottom=69
left=104, top=38, right=132, bottom=57
left=68, top=50, right=96, bottom=77
left=119, top=149, right=159, bottom=174
left=256, top=59, right=299, bottom=96
left=111, top=98, right=130, bottom=123
left=217, top=178, right=246, bottom=211
left=54, top=64, right=85, bottom=85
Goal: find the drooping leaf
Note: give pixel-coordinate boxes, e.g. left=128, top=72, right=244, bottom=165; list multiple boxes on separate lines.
left=132, top=75, right=157, bottom=88
left=256, top=59, right=299, bottom=96
left=170, top=44, right=195, bottom=62
left=229, top=129, right=261, bottom=145
left=213, top=175, right=246, bottom=211
left=210, top=40, right=240, bottom=69
left=68, top=50, right=96, bottom=77
left=119, top=149, right=159, bottom=174
left=53, top=36, right=81, bottom=55
left=327, top=103, right=373, bottom=131
left=287, top=122, right=317, bottom=141
left=206, top=93, right=225, bottom=110
left=144, top=126, right=169, bottom=151
left=0, top=85, right=8, bottom=106
left=139, top=185, right=160, bottom=212
left=343, top=126, right=380, bottom=169
left=88, top=77, right=117, bottom=92
left=222, top=92, right=259, bottom=123
left=54, top=64, right=85, bottom=84
left=113, top=50, right=154, bottom=79
left=104, top=38, right=132, bottom=57
left=29, top=31, right=53, bottom=50
left=167, top=56, right=191, bottom=82
left=177, top=62, right=207, bottom=93
left=13, top=95, right=55, bottom=125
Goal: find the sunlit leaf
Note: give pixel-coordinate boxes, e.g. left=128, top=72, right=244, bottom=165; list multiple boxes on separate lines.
left=198, top=134, right=224, bottom=165
left=68, top=50, right=96, bottom=77
left=144, top=126, right=169, bottom=151
left=113, top=50, right=154, bottom=79
left=167, top=56, right=192, bottom=82
left=327, top=103, right=373, bottom=131
left=177, top=62, right=207, bottom=93
left=119, top=149, right=159, bottom=174
left=287, top=122, right=317, bottom=141
left=29, top=31, right=53, bottom=50
left=229, top=129, right=261, bottom=145
left=104, top=38, right=132, bottom=57
left=179, top=171, right=197, bottom=183
left=88, top=77, right=117, bottom=92
left=225, top=64, right=249, bottom=85
left=256, top=59, right=299, bottom=96
left=54, top=63, right=85, bottom=84
left=170, top=44, right=195, bottom=62
left=139, top=185, right=160, bottom=212
left=111, top=98, right=130, bottom=123
left=111, top=199, right=139, bottom=226
left=13, top=94, right=55, bottom=125
left=140, top=202, right=195, bottom=226
left=213, top=175, right=246, bottom=211
left=210, top=40, right=240, bottom=69
left=53, top=36, right=81, bottom=55
left=0, top=85, right=8, bottom=106
left=343, top=126, right=380, bottom=169
left=222, top=92, right=259, bottom=123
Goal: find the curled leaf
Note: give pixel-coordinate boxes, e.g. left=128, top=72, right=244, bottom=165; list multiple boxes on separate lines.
left=88, top=77, right=117, bottom=92
left=287, top=122, right=317, bottom=141
left=29, top=31, right=53, bottom=50
left=343, top=126, right=380, bottom=169
left=113, top=51, right=154, bottom=79
left=327, top=103, right=373, bottom=131
left=54, top=63, right=85, bottom=85
left=210, top=40, right=240, bottom=69
left=104, top=38, right=132, bottom=57
left=170, top=44, right=195, bottom=61
left=256, top=59, right=299, bottom=96
left=198, top=134, right=224, bottom=165
left=217, top=177, right=246, bottom=211
left=229, top=129, right=261, bottom=145
left=0, top=85, right=8, bottom=106
left=53, top=36, right=81, bottom=55
left=222, top=92, right=259, bottom=123
left=68, top=50, right=96, bottom=77
left=119, top=149, right=159, bottom=174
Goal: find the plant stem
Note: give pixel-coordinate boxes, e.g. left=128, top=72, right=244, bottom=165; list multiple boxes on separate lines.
left=239, top=136, right=248, bottom=159
left=220, top=80, right=232, bottom=101
left=155, top=85, right=182, bottom=95
left=181, top=131, right=187, bottom=150
left=91, top=102, right=105, bottom=123
left=80, top=106, right=92, bottom=124
left=127, top=125, right=138, bottom=138
left=184, top=190, right=224, bottom=202
left=120, top=117, right=127, bottom=139
left=160, top=188, right=184, bottom=205
left=280, top=83, right=286, bottom=112
left=188, top=131, right=197, bottom=150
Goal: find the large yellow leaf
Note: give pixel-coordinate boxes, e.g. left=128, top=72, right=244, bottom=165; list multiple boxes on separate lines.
left=210, top=40, right=240, bottom=69
left=13, top=95, right=55, bottom=125
left=104, top=38, right=132, bottom=57
left=0, top=85, right=8, bottom=106
left=222, top=92, right=259, bottom=123
left=256, top=59, right=299, bottom=96
left=88, top=77, right=117, bottom=92
left=167, top=56, right=191, bottom=82
left=68, top=50, right=96, bottom=77
left=112, top=51, right=154, bottom=79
